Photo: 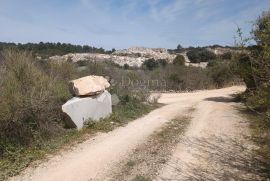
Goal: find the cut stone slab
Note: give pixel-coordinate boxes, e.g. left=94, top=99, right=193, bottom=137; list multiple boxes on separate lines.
left=69, top=75, right=110, bottom=96
left=62, top=90, right=112, bottom=129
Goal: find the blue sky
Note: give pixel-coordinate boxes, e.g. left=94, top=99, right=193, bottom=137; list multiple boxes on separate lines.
left=0, top=0, right=269, bottom=49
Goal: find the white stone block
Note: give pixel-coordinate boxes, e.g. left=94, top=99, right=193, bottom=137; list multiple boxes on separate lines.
left=69, top=75, right=110, bottom=96
left=62, top=90, right=112, bottom=129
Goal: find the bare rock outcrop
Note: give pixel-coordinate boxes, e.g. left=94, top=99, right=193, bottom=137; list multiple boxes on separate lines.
left=49, top=53, right=146, bottom=67
left=49, top=47, right=176, bottom=67
left=113, top=47, right=176, bottom=61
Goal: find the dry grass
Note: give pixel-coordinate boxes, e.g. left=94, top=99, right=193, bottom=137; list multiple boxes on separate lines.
left=109, top=115, right=192, bottom=180
left=0, top=50, right=72, bottom=147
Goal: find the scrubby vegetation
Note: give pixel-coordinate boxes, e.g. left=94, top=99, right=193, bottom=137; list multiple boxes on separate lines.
left=0, top=50, right=72, bottom=148
left=0, top=50, right=79, bottom=179
left=207, top=59, right=236, bottom=87
left=234, top=11, right=270, bottom=122
left=187, top=48, right=216, bottom=63
left=80, top=59, right=237, bottom=91
left=173, top=55, right=185, bottom=66
left=233, top=11, right=270, bottom=166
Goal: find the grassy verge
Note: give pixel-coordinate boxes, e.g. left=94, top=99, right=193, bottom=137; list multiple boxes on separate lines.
left=109, top=114, right=192, bottom=180
left=86, top=101, right=160, bottom=132
left=241, top=109, right=270, bottom=178
left=245, top=111, right=270, bottom=160
left=0, top=101, right=160, bottom=180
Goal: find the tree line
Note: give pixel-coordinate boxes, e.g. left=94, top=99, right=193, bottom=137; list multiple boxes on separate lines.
left=0, top=42, right=113, bottom=58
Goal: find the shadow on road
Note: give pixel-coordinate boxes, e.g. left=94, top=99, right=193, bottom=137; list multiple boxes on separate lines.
left=204, top=96, right=236, bottom=103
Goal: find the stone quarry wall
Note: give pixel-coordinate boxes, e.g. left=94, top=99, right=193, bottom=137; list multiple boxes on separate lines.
left=49, top=47, right=228, bottom=69
left=113, top=47, right=176, bottom=61
left=49, top=47, right=176, bottom=67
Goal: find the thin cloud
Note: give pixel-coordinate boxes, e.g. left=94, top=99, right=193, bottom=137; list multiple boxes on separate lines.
left=0, top=0, right=269, bottom=49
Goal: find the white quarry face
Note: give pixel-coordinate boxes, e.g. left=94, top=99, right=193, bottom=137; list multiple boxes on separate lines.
left=62, top=90, right=112, bottom=129
left=49, top=47, right=176, bottom=67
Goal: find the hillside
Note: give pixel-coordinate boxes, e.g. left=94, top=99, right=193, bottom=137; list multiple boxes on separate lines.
left=49, top=47, right=175, bottom=67
left=48, top=46, right=235, bottom=68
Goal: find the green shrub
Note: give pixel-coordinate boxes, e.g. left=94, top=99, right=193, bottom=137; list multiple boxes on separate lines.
left=221, top=52, right=232, bottom=60
left=207, top=60, right=233, bottom=87
left=76, top=60, right=88, bottom=67
left=157, top=59, right=168, bottom=67
left=235, top=53, right=256, bottom=90
left=187, top=48, right=216, bottom=63
left=245, top=86, right=270, bottom=111
left=142, top=58, right=159, bottom=70
left=0, top=50, right=71, bottom=150
left=173, top=55, right=185, bottom=66
left=123, top=63, right=129, bottom=69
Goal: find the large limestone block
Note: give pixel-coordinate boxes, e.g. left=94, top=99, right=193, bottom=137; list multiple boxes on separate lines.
left=69, top=75, right=110, bottom=96
left=62, top=90, right=112, bottom=129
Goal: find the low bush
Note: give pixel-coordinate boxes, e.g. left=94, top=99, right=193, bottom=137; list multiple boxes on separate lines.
left=221, top=52, right=232, bottom=60
left=157, top=59, right=168, bottom=67
left=123, top=63, right=129, bottom=69
left=187, top=48, right=216, bottom=63
left=173, top=55, right=185, bottom=66
left=0, top=50, right=72, bottom=151
left=207, top=59, right=235, bottom=88
left=142, top=58, right=159, bottom=71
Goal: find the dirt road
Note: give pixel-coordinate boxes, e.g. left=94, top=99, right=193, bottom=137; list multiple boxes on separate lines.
left=13, top=86, right=265, bottom=181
